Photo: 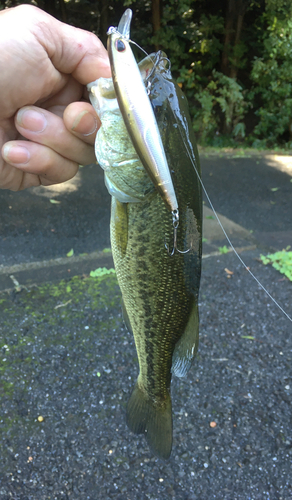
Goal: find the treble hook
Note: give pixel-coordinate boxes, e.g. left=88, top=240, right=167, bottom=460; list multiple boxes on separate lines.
left=146, top=80, right=151, bottom=96
left=165, top=210, right=191, bottom=256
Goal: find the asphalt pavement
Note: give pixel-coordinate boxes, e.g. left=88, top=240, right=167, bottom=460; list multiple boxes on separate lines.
left=0, top=151, right=292, bottom=500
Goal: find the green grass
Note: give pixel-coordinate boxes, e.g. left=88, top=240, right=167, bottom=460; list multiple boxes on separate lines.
left=198, top=145, right=292, bottom=157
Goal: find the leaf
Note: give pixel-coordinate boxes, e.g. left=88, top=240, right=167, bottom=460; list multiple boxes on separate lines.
left=270, top=187, right=279, bottom=191
left=224, top=268, right=234, bottom=275
left=260, top=255, right=270, bottom=265
left=49, top=199, right=61, bottom=204
left=260, top=250, right=292, bottom=281
left=66, top=249, right=74, bottom=257
left=241, top=336, right=255, bottom=340
left=206, top=215, right=215, bottom=220
left=90, top=268, right=116, bottom=278
left=219, top=245, right=229, bottom=254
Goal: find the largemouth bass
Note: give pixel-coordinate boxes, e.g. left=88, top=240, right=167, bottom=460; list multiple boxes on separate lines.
left=88, top=12, right=202, bottom=459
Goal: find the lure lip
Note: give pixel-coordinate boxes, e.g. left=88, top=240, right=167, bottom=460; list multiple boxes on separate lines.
left=107, top=8, right=132, bottom=38
left=117, top=8, right=132, bottom=38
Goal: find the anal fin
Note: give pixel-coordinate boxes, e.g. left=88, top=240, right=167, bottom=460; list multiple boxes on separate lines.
left=171, top=301, right=199, bottom=378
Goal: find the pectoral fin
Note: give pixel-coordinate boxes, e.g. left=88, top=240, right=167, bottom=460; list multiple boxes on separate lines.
left=110, top=197, right=128, bottom=256
left=171, top=301, right=199, bottom=378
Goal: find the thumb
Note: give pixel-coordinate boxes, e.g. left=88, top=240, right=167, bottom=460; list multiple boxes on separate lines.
left=31, top=5, right=111, bottom=83
left=50, top=22, right=111, bottom=84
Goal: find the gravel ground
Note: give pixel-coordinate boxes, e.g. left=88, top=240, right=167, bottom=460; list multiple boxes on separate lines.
left=1, top=248, right=291, bottom=500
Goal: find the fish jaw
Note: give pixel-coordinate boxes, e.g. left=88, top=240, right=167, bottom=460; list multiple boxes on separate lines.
left=88, top=77, right=155, bottom=203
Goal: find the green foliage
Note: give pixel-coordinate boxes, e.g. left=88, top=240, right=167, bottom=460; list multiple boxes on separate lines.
left=249, top=7, right=292, bottom=147
left=3, top=0, right=292, bottom=147
left=260, top=248, right=292, bottom=281
left=150, top=2, right=248, bottom=144
left=192, top=70, right=247, bottom=143
left=90, top=267, right=116, bottom=277
left=218, top=245, right=229, bottom=254
left=150, top=2, right=224, bottom=82
left=178, top=66, right=247, bottom=143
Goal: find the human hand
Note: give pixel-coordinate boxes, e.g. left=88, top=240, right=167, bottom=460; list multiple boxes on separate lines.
left=0, top=4, right=111, bottom=191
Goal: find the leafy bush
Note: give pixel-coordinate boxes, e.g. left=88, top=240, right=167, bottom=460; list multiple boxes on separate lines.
left=178, top=69, right=247, bottom=144
left=249, top=16, right=292, bottom=147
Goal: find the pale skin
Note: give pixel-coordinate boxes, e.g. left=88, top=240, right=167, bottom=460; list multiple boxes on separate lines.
left=0, top=4, right=111, bottom=191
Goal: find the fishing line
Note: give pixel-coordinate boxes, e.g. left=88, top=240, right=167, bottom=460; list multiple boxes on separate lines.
left=152, top=56, right=292, bottom=323
left=127, top=42, right=292, bottom=322
left=174, top=107, right=292, bottom=323
left=129, top=39, right=149, bottom=58
left=194, top=165, right=291, bottom=322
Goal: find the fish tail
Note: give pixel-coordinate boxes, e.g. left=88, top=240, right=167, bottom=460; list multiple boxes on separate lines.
left=126, top=381, right=172, bottom=460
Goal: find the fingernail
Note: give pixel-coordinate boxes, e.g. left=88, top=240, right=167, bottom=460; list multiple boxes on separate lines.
left=71, top=111, right=98, bottom=136
left=2, top=144, right=30, bottom=164
left=16, top=108, right=47, bottom=132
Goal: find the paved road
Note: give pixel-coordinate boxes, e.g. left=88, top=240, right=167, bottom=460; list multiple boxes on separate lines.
left=0, top=152, right=291, bottom=288
left=201, top=152, right=292, bottom=250
left=0, top=152, right=292, bottom=500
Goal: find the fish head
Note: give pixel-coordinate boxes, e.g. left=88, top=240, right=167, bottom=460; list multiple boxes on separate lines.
left=87, top=55, right=162, bottom=203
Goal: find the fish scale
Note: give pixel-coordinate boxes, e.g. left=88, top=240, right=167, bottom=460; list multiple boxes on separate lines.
left=88, top=20, right=202, bottom=457
left=110, top=181, right=198, bottom=456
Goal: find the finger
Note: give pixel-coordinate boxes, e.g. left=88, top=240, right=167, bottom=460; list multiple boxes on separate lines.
left=38, top=75, right=84, bottom=110
left=14, top=105, right=97, bottom=165
left=2, top=140, right=79, bottom=186
left=28, top=5, right=111, bottom=83
left=53, top=21, right=111, bottom=83
left=0, top=160, right=41, bottom=191
left=63, top=102, right=100, bottom=144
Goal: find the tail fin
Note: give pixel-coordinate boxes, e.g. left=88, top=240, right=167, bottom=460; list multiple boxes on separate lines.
left=126, top=382, right=172, bottom=460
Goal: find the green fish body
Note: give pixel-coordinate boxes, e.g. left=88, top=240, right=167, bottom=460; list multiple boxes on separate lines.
left=88, top=53, right=202, bottom=459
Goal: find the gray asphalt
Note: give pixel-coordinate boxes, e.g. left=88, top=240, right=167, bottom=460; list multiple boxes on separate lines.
left=0, top=152, right=292, bottom=499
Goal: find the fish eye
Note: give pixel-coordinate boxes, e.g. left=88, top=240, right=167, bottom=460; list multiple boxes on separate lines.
left=116, top=39, right=126, bottom=52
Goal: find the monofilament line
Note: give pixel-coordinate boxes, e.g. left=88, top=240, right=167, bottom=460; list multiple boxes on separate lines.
left=175, top=119, right=292, bottom=323
left=133, top=47, right=291, bottom=323
left=199, top=177, right=292, bottom=323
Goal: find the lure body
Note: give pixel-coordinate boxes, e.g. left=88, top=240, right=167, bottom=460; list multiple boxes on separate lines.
left=107, top=9, right=178, bottom=214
